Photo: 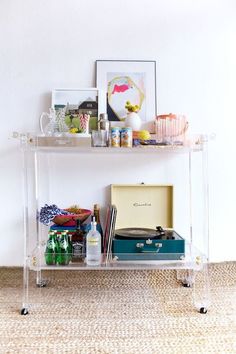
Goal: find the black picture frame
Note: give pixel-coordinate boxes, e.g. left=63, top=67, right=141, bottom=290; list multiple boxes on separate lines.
left=96, top=60, right=157, bottom=126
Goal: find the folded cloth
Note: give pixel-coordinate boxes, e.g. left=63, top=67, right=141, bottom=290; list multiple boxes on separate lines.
left=39, top=204, right=70, bottom=226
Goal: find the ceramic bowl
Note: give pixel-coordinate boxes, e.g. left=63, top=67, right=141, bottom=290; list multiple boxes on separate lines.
left=52, top=209, right=91, bottom=226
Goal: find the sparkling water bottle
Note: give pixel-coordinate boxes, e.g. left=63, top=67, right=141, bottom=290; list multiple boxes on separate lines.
left=45, top=232, right=57, bottom=265
left=57, top=232, right=70, bottom=265
left=86, top=217, right=101, bottom=266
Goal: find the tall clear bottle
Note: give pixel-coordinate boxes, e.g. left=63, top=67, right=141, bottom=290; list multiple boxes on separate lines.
left=86, top=217, right=101, bottom=266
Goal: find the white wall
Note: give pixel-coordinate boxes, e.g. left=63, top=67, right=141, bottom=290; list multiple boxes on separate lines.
left=0, top=0, right=235, bottom=265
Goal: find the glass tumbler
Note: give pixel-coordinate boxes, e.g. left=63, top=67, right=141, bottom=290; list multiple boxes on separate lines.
left=91, top=130, right=108, bottom=147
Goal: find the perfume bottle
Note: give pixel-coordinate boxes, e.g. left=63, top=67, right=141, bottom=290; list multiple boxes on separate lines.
left=86, top=217, right=101, bottom=266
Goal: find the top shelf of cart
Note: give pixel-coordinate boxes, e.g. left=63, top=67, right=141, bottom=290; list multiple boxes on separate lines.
left=19, top=135, right=208, bottom=154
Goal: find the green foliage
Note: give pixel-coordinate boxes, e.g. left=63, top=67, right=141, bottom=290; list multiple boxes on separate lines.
left=125, top=101, right=140, bottom=113
left=72, top=117, right=80, bottom=129
left=64, top=115, right=83, bottom=133
left=64, top=115, right=72, bottom=127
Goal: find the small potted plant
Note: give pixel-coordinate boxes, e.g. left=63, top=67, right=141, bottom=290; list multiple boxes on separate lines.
left=125, top=101, right=142, bottom=131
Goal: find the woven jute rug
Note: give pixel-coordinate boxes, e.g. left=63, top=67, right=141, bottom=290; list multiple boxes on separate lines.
left=0, top=263, right=235, bottom=354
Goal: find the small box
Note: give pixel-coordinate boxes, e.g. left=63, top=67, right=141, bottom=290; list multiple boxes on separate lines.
left=111, top=184, right=185, bottom=260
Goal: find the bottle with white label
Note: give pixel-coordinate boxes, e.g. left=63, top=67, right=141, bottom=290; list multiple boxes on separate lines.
left=86, top=217, right=101, bottom=266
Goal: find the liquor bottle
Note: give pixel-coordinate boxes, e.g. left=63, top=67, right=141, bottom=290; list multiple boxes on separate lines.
left=45, top=232, right=57, bottom=265
left=71, top=220, right=85, bottom=262
left=57, top=232, right=69, bottom=265
left=86, top=217, right=101, bottom=266
left=93, top=204, right=103, bottom=238
left=66, top=231, right=73, bottom=262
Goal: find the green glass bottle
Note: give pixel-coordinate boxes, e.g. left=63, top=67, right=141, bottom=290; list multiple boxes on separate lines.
left=57, top=232, right=69, bottom=265
left=45, top=232, right=57, bottom=265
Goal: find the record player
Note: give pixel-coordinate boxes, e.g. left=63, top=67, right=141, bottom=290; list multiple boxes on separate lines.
left=113, top=226, right=185, bottom=260
left=111, top=184, right=185, bottom=260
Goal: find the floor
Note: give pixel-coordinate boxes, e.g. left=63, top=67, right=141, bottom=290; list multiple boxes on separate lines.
left=0, top=263, right=235, bottom=354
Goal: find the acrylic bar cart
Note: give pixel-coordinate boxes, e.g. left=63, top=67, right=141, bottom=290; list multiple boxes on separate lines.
left=19, top=134, right=210, bottom=315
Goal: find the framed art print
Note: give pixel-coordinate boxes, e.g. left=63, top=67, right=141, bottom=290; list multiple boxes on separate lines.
left=96, top=60, right=157, bottom=125
left=51, top=88, right=102, bottom=131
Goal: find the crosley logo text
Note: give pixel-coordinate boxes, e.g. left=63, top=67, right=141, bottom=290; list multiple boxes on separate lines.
left=133, top=202, right=152, bottom=207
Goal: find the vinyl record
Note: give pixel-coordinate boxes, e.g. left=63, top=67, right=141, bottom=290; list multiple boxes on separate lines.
left=115, top=227, right=158, bottom=239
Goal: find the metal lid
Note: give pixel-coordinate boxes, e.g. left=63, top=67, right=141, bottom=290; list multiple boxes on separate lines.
left=99, top=113, right=108, bottom=120
left=121, top=127, right=132, bottom=130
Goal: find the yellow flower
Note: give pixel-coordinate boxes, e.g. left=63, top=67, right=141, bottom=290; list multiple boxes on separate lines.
left=125, top=101, right=140, bottom=113
left=69, top=127, right=79, bottom=134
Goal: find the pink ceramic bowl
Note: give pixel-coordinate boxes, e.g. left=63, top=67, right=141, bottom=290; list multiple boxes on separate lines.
left=52, top=209, right=91, bottom=226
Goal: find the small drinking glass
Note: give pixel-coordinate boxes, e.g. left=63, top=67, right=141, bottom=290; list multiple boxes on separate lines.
left=91, top=130, right=108, bottom=147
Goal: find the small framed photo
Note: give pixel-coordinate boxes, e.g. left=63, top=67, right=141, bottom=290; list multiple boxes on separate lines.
left=51, top=88, right=102, bottom=132
left=96, top=60, right=157, bottom=129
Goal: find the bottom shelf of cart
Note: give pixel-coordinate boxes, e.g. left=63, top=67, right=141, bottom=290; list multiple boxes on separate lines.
left=30, top=262, right=202, bottom=271
left=29, top=247, right=206, bottom=271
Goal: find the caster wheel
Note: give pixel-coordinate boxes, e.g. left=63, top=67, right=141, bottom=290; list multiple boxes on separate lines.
left=199, top=307, right=208, bottom=314
left=21, top=308, right=29, bottom=315
left=182, top=282, right=191, bottom=288
left=36, top=280, right=47, bottom=288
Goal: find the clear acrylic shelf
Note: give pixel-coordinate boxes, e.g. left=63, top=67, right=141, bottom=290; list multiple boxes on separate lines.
left=30, top=242, right=205, bottom=271
left=20, top=134, right=206, bottom=153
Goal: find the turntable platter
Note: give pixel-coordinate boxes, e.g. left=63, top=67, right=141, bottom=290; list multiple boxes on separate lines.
left=115, top=227, right=158, bottom=239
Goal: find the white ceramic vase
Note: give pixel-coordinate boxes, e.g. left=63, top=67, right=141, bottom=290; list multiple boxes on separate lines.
left=125, top=112, right=141, bottom=131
